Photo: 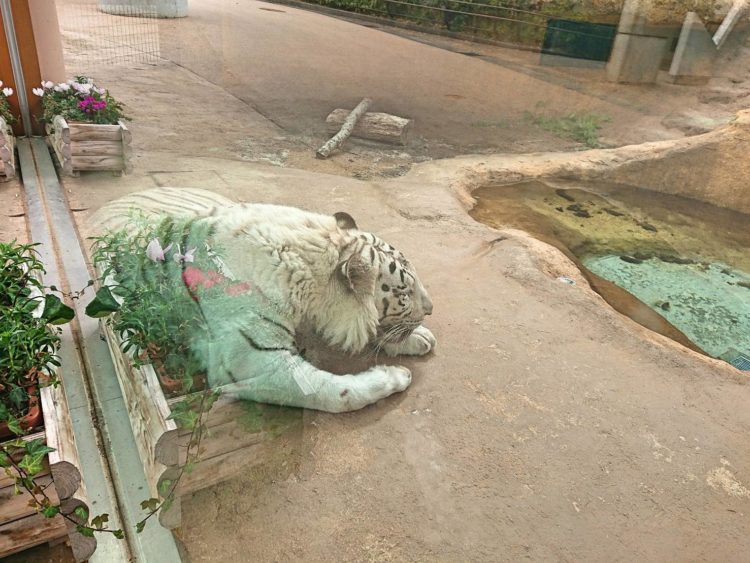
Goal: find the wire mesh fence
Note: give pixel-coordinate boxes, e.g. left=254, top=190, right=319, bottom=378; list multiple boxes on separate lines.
left=56, top=1, right=161, bottom=75
left=302, top=0, right=622, bottom=50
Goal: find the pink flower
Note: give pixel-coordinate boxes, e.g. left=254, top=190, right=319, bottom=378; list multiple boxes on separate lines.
left=78, top=96, right=107, bottom=114
left=182, top=266, right=206, bottom=291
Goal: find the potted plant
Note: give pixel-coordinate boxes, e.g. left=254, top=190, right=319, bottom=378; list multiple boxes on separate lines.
left=87, top=217, right=299, bottom=529
left=0, top=241, right=112, bottom=561
left=0, top=242, right=72, bottom=438
left=90, top=218, right=221, bottom=396
left=0, top=82, right=16, bottom=180
left=33, top=76, right=131, bottom=176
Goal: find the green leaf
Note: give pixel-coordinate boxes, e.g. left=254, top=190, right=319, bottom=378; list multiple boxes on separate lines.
left=18, top=447, right=48, bottom=476
left=8, top=387, right=26, bottom=410
left=113, top=529, right=125, bottom=540
left=84, top=286, right=121, bottom=318
left=158, top=479, right=173, bottom=497
left=166, top=408, right=199, bottom=429
left=25, top=439, right=55, bottom=458
left=140, top=498, right=159, bottom=511
left=77, top=525, right=95, bottom=537
left=7, top=416, right=22, bottom=436
left=42, top=294, right=75, bottom=325
left=0, top=450, right=10, bottom=467
left=74, top=505, right=89, bottom=522
left=42, top=505, right=60, bottom=518
left=136, top=520, right=146, bottom=534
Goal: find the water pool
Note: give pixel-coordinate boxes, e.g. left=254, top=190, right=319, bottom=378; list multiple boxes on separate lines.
left=470, top=179, right=750, bottom=366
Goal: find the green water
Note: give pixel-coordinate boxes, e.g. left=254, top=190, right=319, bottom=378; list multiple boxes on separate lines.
left=584, top=255, right=750, bottom=359
left=470, top=180, right=750, bottom=364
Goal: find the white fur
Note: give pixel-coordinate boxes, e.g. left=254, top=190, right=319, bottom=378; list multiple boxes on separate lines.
left=205, top=203, right=382, bottom=354
left=383, top=325, right=436, bottom=357
left=91, top=188, right=435, bottom=413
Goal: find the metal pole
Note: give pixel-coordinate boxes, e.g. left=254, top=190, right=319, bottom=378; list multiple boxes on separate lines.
left=0, top=0, right=33, bottom=136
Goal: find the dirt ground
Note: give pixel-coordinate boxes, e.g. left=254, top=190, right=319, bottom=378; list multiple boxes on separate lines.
left=7, top=1, right=750, bottom=560
left=57, top=0, right=750, bottom=178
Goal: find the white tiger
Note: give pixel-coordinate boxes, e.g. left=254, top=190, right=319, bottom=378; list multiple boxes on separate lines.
left=90, top=188, right=435, bottom=413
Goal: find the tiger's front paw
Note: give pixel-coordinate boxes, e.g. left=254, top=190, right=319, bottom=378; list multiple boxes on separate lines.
left=384, top=325, right=436, bottom=357
left=353, top=364, right=412, bottom=408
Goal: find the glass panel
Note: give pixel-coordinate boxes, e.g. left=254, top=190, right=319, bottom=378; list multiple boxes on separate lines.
left=2, top=0, right=747, bottom=560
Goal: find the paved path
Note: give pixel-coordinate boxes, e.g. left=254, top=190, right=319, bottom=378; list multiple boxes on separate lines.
left=155, top=0, right=684, bottom=154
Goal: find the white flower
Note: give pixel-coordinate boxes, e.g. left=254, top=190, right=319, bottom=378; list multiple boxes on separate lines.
left=172, top=246, right=197, bottom=264
left=32, top=87, right=44, bottom=97
left=2, top=88, right=12, bottom=97
left=96, top=87, right=107, bottom=96
left=57, top=83, right=70, bottom=91
left=42, top=80, right=54, bottom=89
left=145, top=239, right=173, bottom=262
left=72, top=82, right=92, bottom=94
left=0, top=81, right=3, bottom=88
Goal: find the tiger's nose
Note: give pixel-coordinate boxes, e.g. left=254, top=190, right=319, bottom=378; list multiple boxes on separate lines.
left=422, top=294, right=433, bottom=315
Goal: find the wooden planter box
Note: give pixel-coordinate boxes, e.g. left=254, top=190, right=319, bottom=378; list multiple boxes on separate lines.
left=0, top=279, right=95, bottom=561
left=47, top=116, right=132, bottom=177
left=0, top=116, right=16, bottom=180
left=0, top=382, right=96, bottom=561
left=100, top=315, right=300, bottom=530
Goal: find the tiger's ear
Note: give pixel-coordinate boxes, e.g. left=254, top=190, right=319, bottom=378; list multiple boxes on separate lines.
left=334, top=211, right=358, bottom=231
left=337, top=253, right=375, bottom=295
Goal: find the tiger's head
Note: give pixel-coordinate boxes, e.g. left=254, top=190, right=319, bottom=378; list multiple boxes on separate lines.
left=334, top=212, right=432, bottom=350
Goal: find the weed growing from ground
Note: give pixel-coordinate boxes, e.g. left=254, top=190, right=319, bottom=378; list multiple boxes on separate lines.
left=524, top=108, right=610, bottom=148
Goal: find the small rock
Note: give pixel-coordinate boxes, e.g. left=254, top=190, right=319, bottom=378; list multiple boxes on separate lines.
left=555, top=189, right=575, bottom=202
left=566, top=203, right=591, bottom=218
left=603, top=207, right=624, bottom=217
left=620, top=255, right=642, bottom=264
left=638, top=222, right=658, bottom=232
left=658, top=254, right=694, bottom=265
left=698, top=87, right=749, bottom=104
left=661, top=110, right=732, bottom=135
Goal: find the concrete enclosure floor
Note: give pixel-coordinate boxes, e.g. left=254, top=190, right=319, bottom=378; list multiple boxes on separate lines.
left=10, top=1, right=750, bottom=560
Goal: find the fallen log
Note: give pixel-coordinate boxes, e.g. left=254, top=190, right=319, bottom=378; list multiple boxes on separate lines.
left=326, top=109, right=412, bottom=145
left=316, top=98, right=372, bottom=159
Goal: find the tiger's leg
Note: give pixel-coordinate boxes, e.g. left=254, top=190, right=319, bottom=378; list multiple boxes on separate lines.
left=382, top=325, right=436, bottom=357
left=212, top=350, right=412, bottom=413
